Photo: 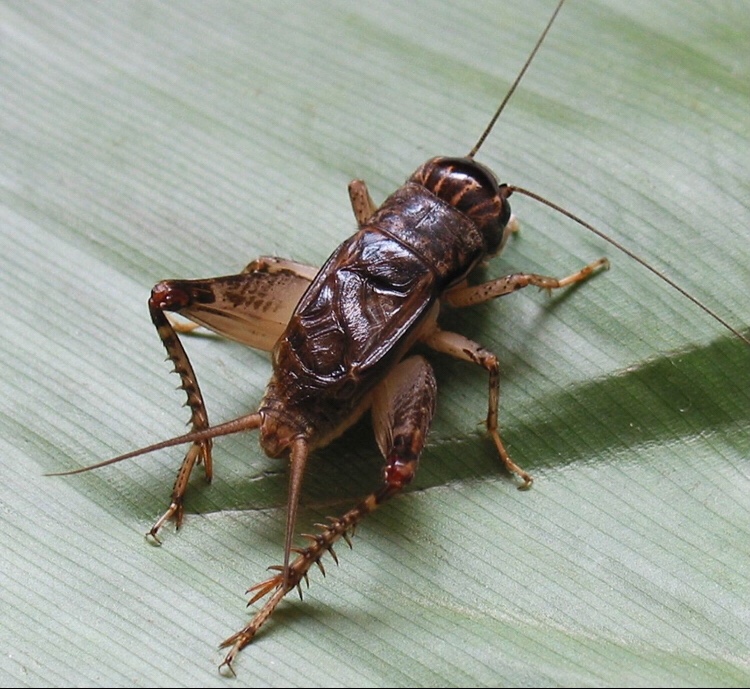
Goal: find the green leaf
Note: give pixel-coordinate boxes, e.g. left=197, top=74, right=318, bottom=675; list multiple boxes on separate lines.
left=2, top=0, right=749, bottom=686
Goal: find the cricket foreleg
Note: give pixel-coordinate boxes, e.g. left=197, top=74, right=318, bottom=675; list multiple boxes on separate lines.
left=422, top=328, right=532, bottom=489
left=443, top=257, right=608, bottom=307
left=148, top=283, right=213, bottom=539
left=348, top=179, right=378, bottom=226
left=219, top=356, right=437, bottom=673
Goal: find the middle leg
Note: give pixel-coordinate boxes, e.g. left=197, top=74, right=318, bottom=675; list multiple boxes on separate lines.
left=426, top=257, right=607, bottom=486
left=422, top=328, right=532, bottom=488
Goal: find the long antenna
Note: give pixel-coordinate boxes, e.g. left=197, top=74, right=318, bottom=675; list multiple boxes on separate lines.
left=45, top=413, right=263, bottom=476
left=509, top=185, right=750, bottom=347
left=465, top=0, right=748, bottom=348
left=468, top=0, right=566, bottom=158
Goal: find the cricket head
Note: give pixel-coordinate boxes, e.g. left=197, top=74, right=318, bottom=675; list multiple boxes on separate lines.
left=410, top=156, right=513, bottom=255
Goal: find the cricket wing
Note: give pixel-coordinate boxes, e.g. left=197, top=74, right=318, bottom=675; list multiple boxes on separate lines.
left=163, top=263, right=314, bottom=352
left=283, top=231, right=437, bottom=382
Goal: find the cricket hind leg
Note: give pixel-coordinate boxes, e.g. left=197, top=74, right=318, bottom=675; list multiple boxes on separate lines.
left=147, top=283, right=213, bottom=540
left=146, top=257, right=318, bottom=539
left=219, top=355, right=437, bottom=672
left=169, top=256, right=318, bottom=336
left=241, top=255, right=319, bottom=281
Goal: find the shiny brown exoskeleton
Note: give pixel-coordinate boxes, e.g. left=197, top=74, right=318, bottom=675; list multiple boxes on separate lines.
left=51, top=0, right=750, bottom=673
left=145, top=153, right=608, bottom=669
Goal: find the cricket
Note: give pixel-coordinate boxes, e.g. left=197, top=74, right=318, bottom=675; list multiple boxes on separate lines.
left=50, top=0, right=750, bottom=673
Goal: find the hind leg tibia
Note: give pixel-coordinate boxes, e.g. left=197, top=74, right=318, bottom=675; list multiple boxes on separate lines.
left=219, top=356, right=437, bottom=672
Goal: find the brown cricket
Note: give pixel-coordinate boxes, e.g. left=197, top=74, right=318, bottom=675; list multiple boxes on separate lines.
left=51, top=0, right=750, bottom=673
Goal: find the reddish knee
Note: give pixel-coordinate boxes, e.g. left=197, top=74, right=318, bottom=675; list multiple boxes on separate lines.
left=384, top=458, right=418, bottom=491
left=150, top=281, right=191, bottom=312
